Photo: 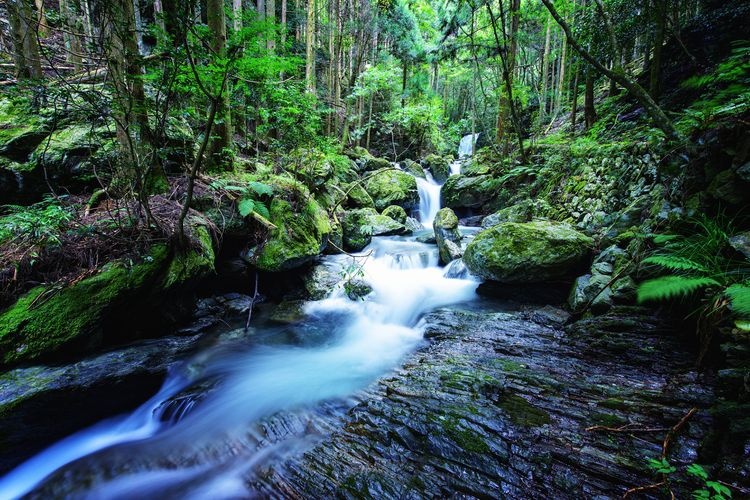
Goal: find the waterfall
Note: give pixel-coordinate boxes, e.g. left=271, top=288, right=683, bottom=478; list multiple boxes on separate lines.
left=458, top=133, right=479, bottom=159
left=415, top=172, right=442, bottom=226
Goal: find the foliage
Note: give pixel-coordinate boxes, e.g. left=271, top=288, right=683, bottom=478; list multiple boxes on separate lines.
left=644, top=458, right=732, bottom=500
left=0, top=197, right=74, bottom=252
left=209, top=179, right=273, bottom=220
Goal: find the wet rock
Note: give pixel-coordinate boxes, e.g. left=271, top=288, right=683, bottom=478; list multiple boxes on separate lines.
left=304, top=263, right=343, bottom=300
left=269, top=300, right=308, bottom=324
left=0, top=334, right=199, bottom=472
left=736, top=162, right=750, bottom=183
left=464, top=220, right=593, bottom=283
left=363, top=156, right=392, bottom=172
left=433, top=208, right=462, bottom=265
left=423, top=154, right=451, bottom=183
left=342, top=208, right=406, bottom=252
left=416, top=233, right=436, bottom=244
left=441, top=174, right=500, bottom=211
left=400, top=159, right=425, bottom=179
left=343, top=182, right=375, bottom=209
left=345, top=279, right=372, bottom=300
left=381, top=205, right=407, bottom=224
left=708, top=169, right=747, bottom=205
left=729, top=231, right=750, bottom=261
left=365, top=170, right=419, bottom=212
left=481, top=200, right=535, bottom=228
left=404, top=217, right=423, bottom=233
left=252, top=185, right=331, bottom=272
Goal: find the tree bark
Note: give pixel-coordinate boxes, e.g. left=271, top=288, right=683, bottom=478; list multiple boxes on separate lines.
left=650, top=0, right=666, bottom=98
left=207, top=0, right=232, bottom=165
left=305, top=0, right=316, bottom=92
left=583, top=67, right=597, bottom=129
left=7, top=0, right=43, bottom=79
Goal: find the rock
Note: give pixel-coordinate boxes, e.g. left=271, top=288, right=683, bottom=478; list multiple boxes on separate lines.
left=325, top=220, right=343, bottom=254
left=568, top=273, right=613, bottom=312
left=423, top=154, right=451, bottom=183
left=364, top=170, right=419, bottom=211
left=433, top=208, right=462, bottom=265
left=708, top=169, right=747, bottom=205
left=463, top=220, right=593, bottom=283
left=304, top=263, right=343, bottom=300
left=416, top=233, right=437, bottom=244
left=382, top=205, right=407, bottom=224
left=252, top=186, right=331, bottom=272
left=342, top=209, right=373, bottom=251
left=269, top=300, right=307, bottom=324
left=363, top=156, right=392, bottom=172
left=404, top=217, right=423, bottom=233
left=592, top=261, right=614, bottom=275
left=0, top=229, right=215, bottom=368
left=345, top=279, right=372, bottom=300
left=481, top=200, right=534, bottom=228
left=401, top=159, right=425, bottom=179
left=736, top=162, right=750, bottom=183
left=611, top=276, right=637, bottom=303
left=0, top=99, right=47, bottom=161
left=343, top=182, right=374, bottom=209
left=729, top=231, right=750, bottom=261
left=441, top=174, right=500, bottom=210
left=0, top=334, right=199, bottom=472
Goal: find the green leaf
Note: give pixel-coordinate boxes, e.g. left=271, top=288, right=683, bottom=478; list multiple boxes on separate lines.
left=725, top=284, right=750, bottom=317
left=248, top=181, right=273, bottom=197
left=734, top=319, right=750, bottom=332
left=238, top=198, right=256, bottom=217
left=652, top=234, right=680, bottom=244
left=706, top=480, right=732, bottom=498
left=637, top=276, right=720, bottom=304
left=253, top=202, right=270, bottom=220
left=646, top=457, right=676, bottom=474
left=692, top=489, right=710, bottom=500
left=687, top=464, right=709, bottom=481
left=642, top=256, right=708, bottom=273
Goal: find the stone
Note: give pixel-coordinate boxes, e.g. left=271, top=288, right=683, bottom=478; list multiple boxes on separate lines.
left=345, top=279, right=373, bottom=300
left=343, top=182, right=375, bottom=209
left=401, top=159, right=425, bottom=179
left=365, top=170, right=419, bottom=211
left=568, top=273, right=612, bottom=312
left=363, top=156, right=392, bottom=172
left=729, top=231, right=750, bottom=261
left=382, top=205, right=407, bottom=224
left=736, top=162, right=750, bottom=183
left=304, top=263, right=343, bottom=300
left=340, top=207, right=407, bottom=251
left=423, top=154, right=451, bottom=183
left=708, top=169, right=746, bottom=205
left=404, top=217, right=423, bottom=233
left=433, top=208, right=462, bottom=265
left=481, top=200, right=534, bottom=228
left=463, top=220, right=593, bottom=283
left=441, top=174, right=500, bottom=210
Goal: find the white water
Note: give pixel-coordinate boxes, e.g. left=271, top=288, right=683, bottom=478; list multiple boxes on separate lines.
left=458, top=133, right=479, bottom=159
left=0, top=138, right=483, bottom=498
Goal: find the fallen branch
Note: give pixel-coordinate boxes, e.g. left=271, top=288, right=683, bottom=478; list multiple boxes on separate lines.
left=245, top=271, right=259, bottom=332
left=585, top=423, right=670, bottom=433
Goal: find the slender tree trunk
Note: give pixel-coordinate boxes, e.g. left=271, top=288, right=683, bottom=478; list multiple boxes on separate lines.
left=34, top=0, right=48, bottom=36
left=539, top=15, right=551, bottom=125
left=267, top=0, right=276, bottom=51
left=584, top=67, right=597, bottom=129
left=8, top=0, right=43, bottom=79
left=571, top=62, right=580, bottom=133
left=305, top=0, right=316, bottom=92
left=281, top=0, right=287, bottom=45
left=207, top=0, right=232, bottom=165
left=650, top=0, right=666, bottom=98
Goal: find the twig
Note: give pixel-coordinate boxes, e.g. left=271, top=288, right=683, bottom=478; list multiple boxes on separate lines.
left=661, top=407, right=697, bottom=458
left=245, top=272, right=259, bottom=332
left=586, top=424, right=670, bottom=433
left=623, top=480, right=666, bottom=498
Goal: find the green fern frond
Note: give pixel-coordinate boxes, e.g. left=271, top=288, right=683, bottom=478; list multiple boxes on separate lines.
left=637, top=276, right=720, bottom=304
left=652, top=234, right=680, bottom=245
left=725, top=284, right=750, bottom=317
left=642, top=256, right=708, bottom=273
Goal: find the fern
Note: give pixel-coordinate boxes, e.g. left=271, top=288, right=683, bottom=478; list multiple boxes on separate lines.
left=637, top=276, right=720, bottom=303
left=725, top=284, right=750, bottom=318
left=642, top=255, right=708, bottom=273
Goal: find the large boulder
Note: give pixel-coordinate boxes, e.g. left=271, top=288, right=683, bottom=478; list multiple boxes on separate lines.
left=441, top=174, right=500, bottom=211
left=365, top=170, right=419, bottom=212
left=0, top=228, right=215, bottom=368
left=363, top=156, right=392, bottom=172
left=401, top=159, right=425, bottom=179
left=253, top=196, right=331, bottom=272
left=433, top=208, right=462, bottom=265
left=343, top=182, right=375, bottom=209
left=342, top=208, right=406, bottom=252
left=0, top=99, right=47, bottom=162
left=382, top=205, right=407, bottom=224
left=463, top=220, right=593, bottom=283
left=423, top=154, right=451, bottom=183
left=481, top=201, right=535, bottom=228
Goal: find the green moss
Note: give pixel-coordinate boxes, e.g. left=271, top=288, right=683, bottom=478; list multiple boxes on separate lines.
left=255, top=196, right=331, bottom=271
left=164, top=224, right=215, bottom=288
left=494, top=358, right=528, bottom=372
left=382, top=205, right=407, bottom=224
left=0, top=245, right=169, bottom=366
left=597, top=398, right=629, bottom=411
left=591, top=412, right=627, bottom=428
left=364, top=170, right=418, bottom=211
left=498, top=393, right=551, bottom=428
left=440, top=414, right=491, bottom=454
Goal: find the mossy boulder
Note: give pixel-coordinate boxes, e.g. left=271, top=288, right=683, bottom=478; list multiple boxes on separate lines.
left=0, top=99, right=47, bottom=162
left=382, top=205, right=407, bottom=224
left=342, top=208, right=406, bottom=252
left=0, top=230, right=215, bottom=368
left=481, top=200, right=535, bottom=228
left=401, top=159, right=425, bottom=179
left=433, top=208, right=462, bottom=265
left=365, top=170, right=419, bottom=212
left=363, top=156, right=392, bottom=172
left=441, top=174, right=500, bottom=211
left=423, top=154, right=451, bottom=183
left=464, top=220, right=593, bottom=283
left=343, top=182, right=375, bottom=209
left=254, top=196, right=331, bottom=272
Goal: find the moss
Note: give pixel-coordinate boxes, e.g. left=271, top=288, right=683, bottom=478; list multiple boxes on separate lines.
left=0, top=245, right=170, bottom=367
left=255, top=196, right=331, bottom=271
left=439, top=414, right=491, bottom=454
left=464, top=220, right=593, bottom=283
left=591, top=412, right=627, bottom=428
left=498, top=393, right=551, bottom=428
left=441, top=174, right=502, bottom=210
left=381, top=205, right=407, bottom=224
left=364, top=170, right=419, bottom=211
left=597, top=398, right=629, bottom=411
left=494, top=358, right=528, bottom=372
left=164, top=223, right=215, bottom=288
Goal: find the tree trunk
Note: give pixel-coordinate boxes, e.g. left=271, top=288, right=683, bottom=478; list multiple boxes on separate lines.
left=650, top=0, right=666, bottom=98
left=267, top=0, right=276, bottom=51
left=7, top=0, right=43, bottom=79
left=584, top=67, right=597, bottom=129
left=539, top=15, right=551, bottom=125
left=570, top=62, right=580, bottom=133
left=207, top=0, right=232, bottom=165
left=305, top=0, right=316, bottom=92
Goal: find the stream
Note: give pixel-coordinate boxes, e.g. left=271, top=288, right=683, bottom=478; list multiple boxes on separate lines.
left=0, top=138, right=482, bottom=499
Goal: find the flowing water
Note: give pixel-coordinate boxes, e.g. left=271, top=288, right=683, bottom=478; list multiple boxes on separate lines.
left=0, top=136, right=480, bottom=499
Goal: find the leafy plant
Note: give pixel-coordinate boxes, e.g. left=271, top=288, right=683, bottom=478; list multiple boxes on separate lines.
left=637, top=216, right=750, bottom=356
left=0, top=197, right=74, bottom=251
left=644, top=459, right=732, bottom=500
